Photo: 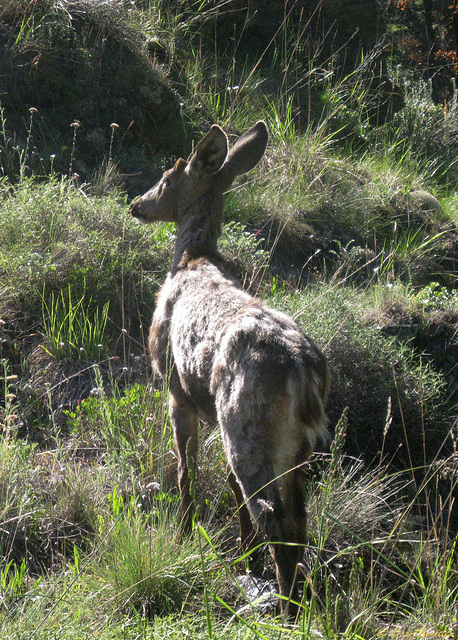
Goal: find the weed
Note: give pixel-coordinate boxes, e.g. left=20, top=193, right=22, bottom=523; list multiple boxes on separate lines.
left=415, top=282, right=458, bottom=310
left=219, top=220, right=268, bottom=276
left=0, top=104, right=21, bottom=181
left=64, top=375, right=171, bottom=477
left=0, top=359, right=20, bottom=437
left=68, top=121, right=80, bottom=182
left=21, top=107, right=38, bottom=181
left=41, top=284, right=110, bottom=362
left=97, top=499, right=219, bottom=619
left=264, top=95, right=297, bottom=146
left=0, top=558, right=27, bottom=605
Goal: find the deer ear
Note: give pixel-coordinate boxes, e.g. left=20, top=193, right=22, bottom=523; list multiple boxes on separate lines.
left=188, top=125, right=228, bottom=177
left=216, top=121, right=268, bottom=191
left=174, top=158, right=188, bottom=172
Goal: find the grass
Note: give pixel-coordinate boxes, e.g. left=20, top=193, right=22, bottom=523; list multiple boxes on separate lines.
left=41, top=284, right=110, bottom=361
left=0, top=1, right=457, bottom=638
left=96, top=500, right=219, bottom=618
left=0, top=412, right=455, bottom=638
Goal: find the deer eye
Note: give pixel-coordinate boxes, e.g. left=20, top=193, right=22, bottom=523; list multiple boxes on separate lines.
left=158, top=177, right=170, bottom=195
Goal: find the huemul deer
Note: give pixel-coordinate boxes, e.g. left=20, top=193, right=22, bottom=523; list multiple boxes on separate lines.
left=131, top=121, right=330, bottom=618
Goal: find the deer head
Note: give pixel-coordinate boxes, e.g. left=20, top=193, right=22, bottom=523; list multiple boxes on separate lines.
left=130, top=121, right=268, bottom=224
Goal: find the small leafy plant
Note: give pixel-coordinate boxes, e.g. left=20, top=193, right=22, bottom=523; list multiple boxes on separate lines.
left=64, top=380, right=168, bottom=473
left=219, top=220, right=268, bottom=277
left=415, top=281, right=458, bottom=310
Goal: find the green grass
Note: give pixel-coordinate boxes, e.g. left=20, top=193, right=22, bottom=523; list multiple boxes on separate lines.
left=41, top=284, right=110, bottom=361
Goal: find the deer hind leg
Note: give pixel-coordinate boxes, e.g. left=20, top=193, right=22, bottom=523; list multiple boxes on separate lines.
left=280, top=465, right=308, bottom=609
left=223, top=443, right=306, bottom=619
left=282, top=442, right=310, bottom=556
left=245, top=468, right=304, bottom=619
left=169, top=388, right=198, bottom=536
left=227, top=469, right=255, bottom=549
left=270, top=440, right=311, bottom=618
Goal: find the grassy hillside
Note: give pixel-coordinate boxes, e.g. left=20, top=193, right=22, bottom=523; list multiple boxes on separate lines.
left=0, top=1, right=457, bottom=638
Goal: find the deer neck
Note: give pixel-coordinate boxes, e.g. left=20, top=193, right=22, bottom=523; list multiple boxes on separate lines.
left=171, top=191, right=224, bottom=274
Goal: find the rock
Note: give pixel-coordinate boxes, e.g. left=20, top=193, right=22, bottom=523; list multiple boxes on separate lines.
left=235, top=574, right=277, bottom=614
left=407, top=190, right=443, bottom=215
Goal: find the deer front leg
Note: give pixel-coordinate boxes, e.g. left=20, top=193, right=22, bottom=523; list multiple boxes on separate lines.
left=169, top=389, right=199, bottom=536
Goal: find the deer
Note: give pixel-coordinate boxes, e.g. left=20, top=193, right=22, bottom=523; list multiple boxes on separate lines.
left=130, top=121, right=330, bottom=619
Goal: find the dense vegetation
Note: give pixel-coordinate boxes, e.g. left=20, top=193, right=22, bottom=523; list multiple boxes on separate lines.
left=0, top=1, right=457, bottom=638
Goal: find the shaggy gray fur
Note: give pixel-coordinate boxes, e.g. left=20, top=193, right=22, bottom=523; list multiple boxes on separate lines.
left=131, top=121, right=330, bottom=618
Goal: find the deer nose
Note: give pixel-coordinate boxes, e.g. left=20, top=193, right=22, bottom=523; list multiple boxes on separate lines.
left=130, top=197, right=141, bottom=218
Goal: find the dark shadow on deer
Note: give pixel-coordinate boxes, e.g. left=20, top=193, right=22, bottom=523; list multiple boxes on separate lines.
left=131, top=121, right=330, bottom=619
